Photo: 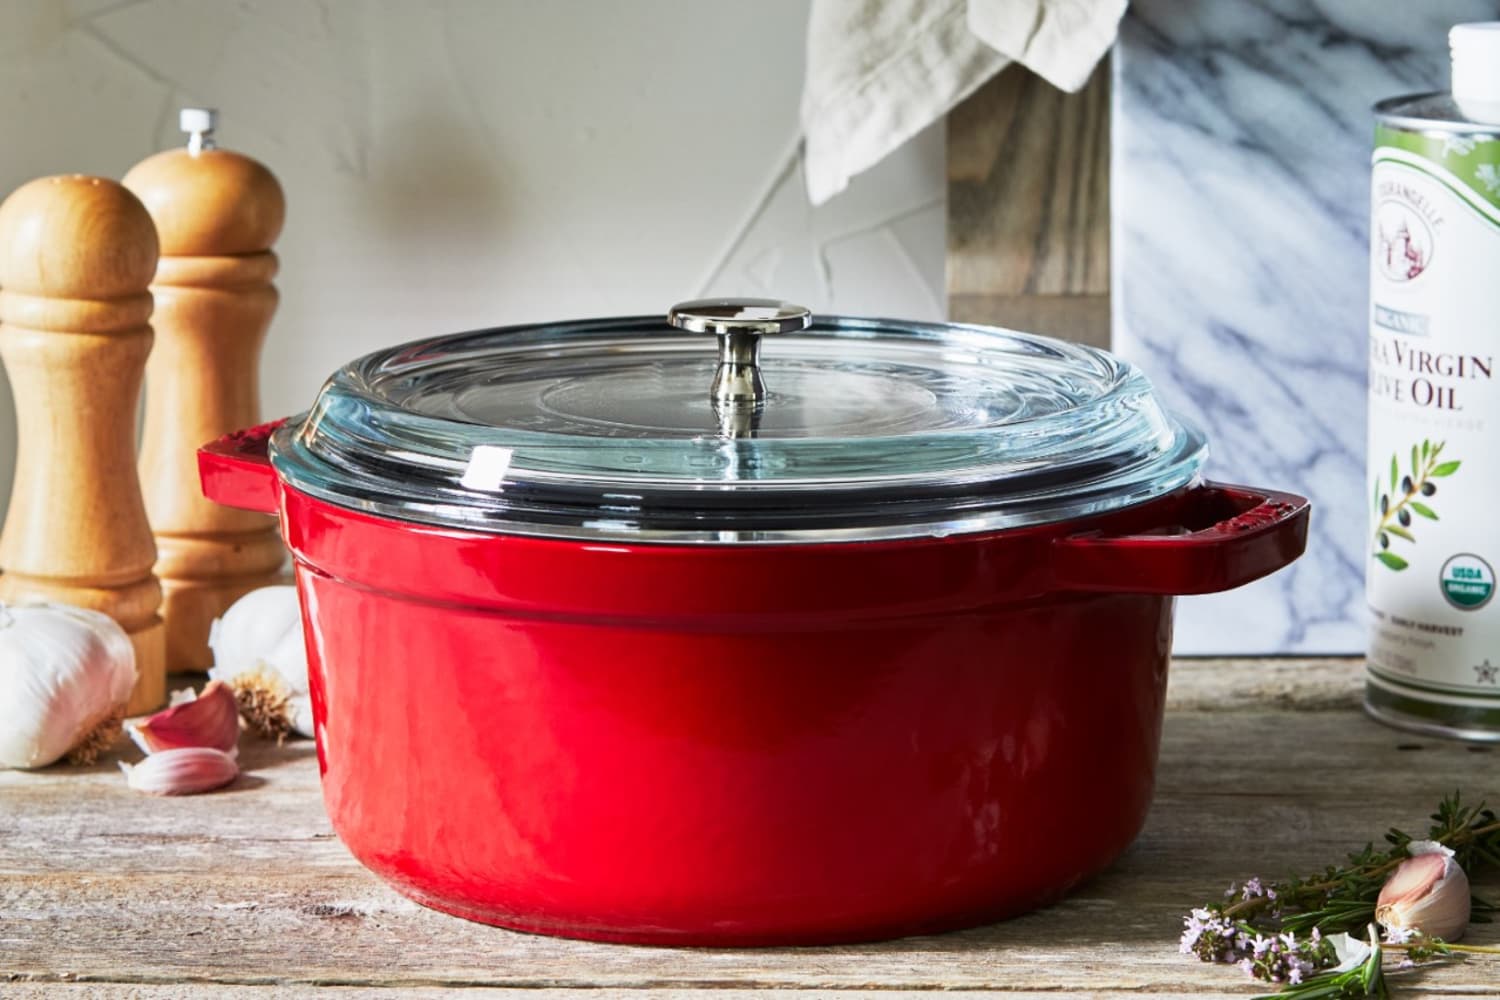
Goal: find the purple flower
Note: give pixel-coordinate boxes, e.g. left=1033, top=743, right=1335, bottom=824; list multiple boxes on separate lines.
left=1383, top=925, right=1415, bottom=944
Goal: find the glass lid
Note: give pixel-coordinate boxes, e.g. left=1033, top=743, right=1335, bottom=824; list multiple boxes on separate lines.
left=270, top=299, right=1207, bottom=543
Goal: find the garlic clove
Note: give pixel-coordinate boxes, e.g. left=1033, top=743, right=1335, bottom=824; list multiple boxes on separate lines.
left=1376, top=839, right=1471, bottom=942
left=119, top=746, right=239, bottom=795
left=127, top=680, right=239, bottom=754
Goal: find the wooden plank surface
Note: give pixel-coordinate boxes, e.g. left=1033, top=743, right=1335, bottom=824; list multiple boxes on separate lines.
left=946, top=62, right=1110, bottom=347
left=2, top=659, right=1497, bottom=995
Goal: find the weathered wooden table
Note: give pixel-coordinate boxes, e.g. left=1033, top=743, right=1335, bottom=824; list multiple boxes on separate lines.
left=2, top=659, right=1496, bottom=998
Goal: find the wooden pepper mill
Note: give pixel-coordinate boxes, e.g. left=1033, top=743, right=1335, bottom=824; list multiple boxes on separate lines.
left=0, top=175, right=166, bottom=714
left=125, top=109, right=287, bottom=672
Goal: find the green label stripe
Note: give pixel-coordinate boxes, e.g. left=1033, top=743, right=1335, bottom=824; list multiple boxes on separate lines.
left=1372, top=151, right=1500, bottom=233
left=1376, top=124, right=1500, bottom=213
left=1367, top=664, right=1500, bottom=701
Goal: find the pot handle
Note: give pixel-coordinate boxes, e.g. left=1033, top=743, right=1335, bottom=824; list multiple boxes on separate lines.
left=197, top=418, right=286, bottom=515
left=1050, top=482, right=1310, bottom=595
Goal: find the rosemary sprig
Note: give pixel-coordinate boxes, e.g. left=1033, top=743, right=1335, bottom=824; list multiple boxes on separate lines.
left=1220, top=794, right=1499, bottom=932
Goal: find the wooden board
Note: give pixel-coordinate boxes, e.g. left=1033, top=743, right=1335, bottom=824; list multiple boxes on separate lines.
left=2, top=659, right=1497, bottom=995
left=946, top=62, right=1110, bottom=347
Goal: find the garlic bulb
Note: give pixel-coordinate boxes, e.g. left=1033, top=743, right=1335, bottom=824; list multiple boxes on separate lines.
left=1376, top=840, right=1471, bottom=941
left=0, top=602, right=136, bottom=769
left=208, top=586, right=312, bottom=739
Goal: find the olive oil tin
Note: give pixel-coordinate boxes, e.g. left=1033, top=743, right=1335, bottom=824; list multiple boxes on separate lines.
left=1365, top=25, right=1500, bottom=740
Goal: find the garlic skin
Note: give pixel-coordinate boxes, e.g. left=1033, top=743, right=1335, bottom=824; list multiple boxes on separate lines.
left=0, top=603, right=136, bottom=769
left=1376, top=840, right=1470, bottom=942
left=1327, top=930, right=1373, bottom=972
left=208, top=586, right=312, bottom=739
left=128, top=680, right=240, bottom=754
left=120, top=746, right=239, bottom=795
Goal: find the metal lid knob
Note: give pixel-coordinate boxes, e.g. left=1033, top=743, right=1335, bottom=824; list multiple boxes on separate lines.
left=668, top=298, right=812, bottom=406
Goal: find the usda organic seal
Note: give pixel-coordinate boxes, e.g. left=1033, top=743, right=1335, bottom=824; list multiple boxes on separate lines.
left=1440, top=553, right=1494, bottom=610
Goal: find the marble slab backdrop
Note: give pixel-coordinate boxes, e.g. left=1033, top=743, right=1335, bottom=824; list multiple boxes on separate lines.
left=1113, top=0, right=1500, bottom=654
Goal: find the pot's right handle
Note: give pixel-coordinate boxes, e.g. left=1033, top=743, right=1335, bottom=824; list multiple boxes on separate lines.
left=198, top=418, right=286, bottom=515
left=1050, top=482, right=1310, bottom=595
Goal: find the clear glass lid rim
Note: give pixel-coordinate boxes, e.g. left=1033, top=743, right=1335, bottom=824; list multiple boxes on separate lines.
left=311, top=313, right=1143, bottom=451
left=280, top=311, right=1198, bottom=506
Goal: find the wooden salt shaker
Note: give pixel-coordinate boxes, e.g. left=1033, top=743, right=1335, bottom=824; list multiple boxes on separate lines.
left=125, top=109, right=287, bottom=672
left=0, top=175, right=166, bottom=714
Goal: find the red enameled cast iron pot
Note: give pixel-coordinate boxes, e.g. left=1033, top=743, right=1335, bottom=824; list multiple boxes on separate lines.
left=198, top=304, right=1310, bottom=946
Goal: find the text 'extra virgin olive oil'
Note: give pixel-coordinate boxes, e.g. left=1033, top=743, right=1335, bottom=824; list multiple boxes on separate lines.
left=1366, top=23, right=1500, bottom=740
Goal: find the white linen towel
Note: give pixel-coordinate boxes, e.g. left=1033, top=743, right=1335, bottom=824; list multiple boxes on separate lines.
left=800, top=0, right=1127, bottom=205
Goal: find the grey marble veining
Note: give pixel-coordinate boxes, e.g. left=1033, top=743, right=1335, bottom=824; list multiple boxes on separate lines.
left=1113, top=0, right=1500, bottom=654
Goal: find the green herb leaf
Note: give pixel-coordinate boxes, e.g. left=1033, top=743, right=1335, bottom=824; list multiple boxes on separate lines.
left=1376, top=552, right=1409, bottom=570
left=1411, top=502, right=1438, bottom=520
left=1391, top=454, right=1399, bottom=491
left=1412, top=444, right=1420, bottom=479
left=1361, top=940, right=1380, bottom=993
left=1423, top=439, right=1431, bottom=459
left=1387, top=524, right=1416, bottom=542
left=1431, top=460, right=1462, bottom=477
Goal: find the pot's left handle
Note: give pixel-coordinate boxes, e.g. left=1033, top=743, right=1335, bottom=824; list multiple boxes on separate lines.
left=198, top=418, right=286, bottom=515
left=1050, top=482, right=1310, bottom=595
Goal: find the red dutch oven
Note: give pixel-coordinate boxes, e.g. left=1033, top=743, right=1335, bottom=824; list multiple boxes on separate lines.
left=200, top=300, right=1308, bottom=945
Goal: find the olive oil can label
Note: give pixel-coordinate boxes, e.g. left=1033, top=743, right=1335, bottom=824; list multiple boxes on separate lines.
left=1368, top=125, right=1500, bottom=710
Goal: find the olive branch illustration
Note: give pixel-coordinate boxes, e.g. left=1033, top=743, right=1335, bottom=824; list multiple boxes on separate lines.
left=1372, top=439, right=1460, bottom=571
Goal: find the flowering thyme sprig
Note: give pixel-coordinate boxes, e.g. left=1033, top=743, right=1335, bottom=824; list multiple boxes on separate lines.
left=1251, top=926, right=1388, bottom=1000
left=1180, top=793, right=1500, bottom=995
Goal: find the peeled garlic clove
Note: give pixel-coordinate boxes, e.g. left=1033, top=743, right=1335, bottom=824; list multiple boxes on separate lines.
left=120, top=746, right=238, bottom=795
left=0, top=602, right=137, bottom=769
left=209, top=586, right=313, bottom=739
left=1376, top=839, right=1471, bottom=941
left=128, top=680, right=239, bottom=754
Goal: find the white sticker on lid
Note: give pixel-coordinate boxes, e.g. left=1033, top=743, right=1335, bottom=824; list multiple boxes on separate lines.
left=459, top=445, right=514, bottom=491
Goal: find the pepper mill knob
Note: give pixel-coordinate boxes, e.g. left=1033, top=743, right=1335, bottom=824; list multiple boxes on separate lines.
left=125, top=113, right=287, bottom=672
left=180, top=107, right=217, bottom=154
left=0, top=175, right=166, bottom=713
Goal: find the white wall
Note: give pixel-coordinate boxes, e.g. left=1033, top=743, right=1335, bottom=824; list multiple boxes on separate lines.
left=0, top=0, right=945, bottom=511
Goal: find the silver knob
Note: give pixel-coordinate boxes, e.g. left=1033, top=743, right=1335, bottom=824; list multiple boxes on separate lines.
left=667, top=298, right=812, bottom=406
